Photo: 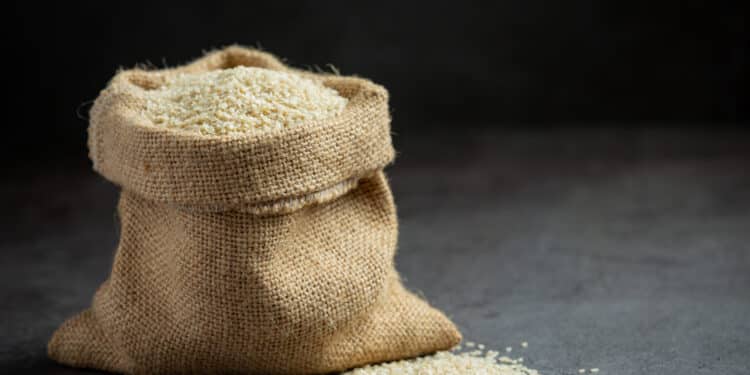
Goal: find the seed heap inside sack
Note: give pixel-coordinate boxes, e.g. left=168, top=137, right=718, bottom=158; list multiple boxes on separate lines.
left=143, top=66, right=348, bottom=135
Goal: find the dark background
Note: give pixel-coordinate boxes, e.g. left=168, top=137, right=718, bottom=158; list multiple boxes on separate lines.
left=7, top=0, right=748, bottom=163
left=3, top=1, right=749, bottom=374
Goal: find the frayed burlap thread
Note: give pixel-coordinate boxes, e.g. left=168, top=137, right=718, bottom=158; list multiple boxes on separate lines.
left=48, top=46, right=461, bottom=374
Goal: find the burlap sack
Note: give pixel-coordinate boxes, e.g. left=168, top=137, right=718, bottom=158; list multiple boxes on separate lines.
left=48, top=46, right=461, bottom=374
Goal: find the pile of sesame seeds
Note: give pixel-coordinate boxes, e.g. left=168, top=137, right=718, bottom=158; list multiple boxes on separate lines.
left=343, top=341, right=539, bottom=375
left=343, top=341, right=602, bottom=374
left=142, top=66, right=348, bottom=136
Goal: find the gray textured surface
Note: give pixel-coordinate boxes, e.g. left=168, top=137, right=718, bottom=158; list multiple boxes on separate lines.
left=2, top=128, right=749, bottom=374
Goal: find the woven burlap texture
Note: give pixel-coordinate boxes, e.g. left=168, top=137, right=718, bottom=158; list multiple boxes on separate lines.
left=48, top=46, right=461, bottom=374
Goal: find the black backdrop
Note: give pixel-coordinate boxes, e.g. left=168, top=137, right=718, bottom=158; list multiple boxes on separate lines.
left=8, top=0, right=748, bottom=163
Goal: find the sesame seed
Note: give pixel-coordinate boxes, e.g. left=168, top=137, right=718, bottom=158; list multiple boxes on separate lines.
left=343, top=342, right=541, bottom=374
left=143, top=66, right=347, bottom=136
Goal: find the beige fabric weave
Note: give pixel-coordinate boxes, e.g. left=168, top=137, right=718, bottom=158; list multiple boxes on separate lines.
left=48, top=47, right=461, bottom=374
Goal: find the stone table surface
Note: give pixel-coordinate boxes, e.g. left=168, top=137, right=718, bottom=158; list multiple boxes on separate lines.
left=2, top=128, right=749, bottom=374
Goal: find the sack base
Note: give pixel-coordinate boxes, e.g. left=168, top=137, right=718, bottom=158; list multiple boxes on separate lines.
left=49, top=276, right=460, bottom=374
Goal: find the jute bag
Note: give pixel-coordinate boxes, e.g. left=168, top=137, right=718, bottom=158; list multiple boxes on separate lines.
left=48, top=47, right=461, bottom=374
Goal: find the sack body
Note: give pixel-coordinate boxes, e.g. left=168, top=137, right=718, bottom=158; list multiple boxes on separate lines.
left=48, top=47, right=461, bottom=374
